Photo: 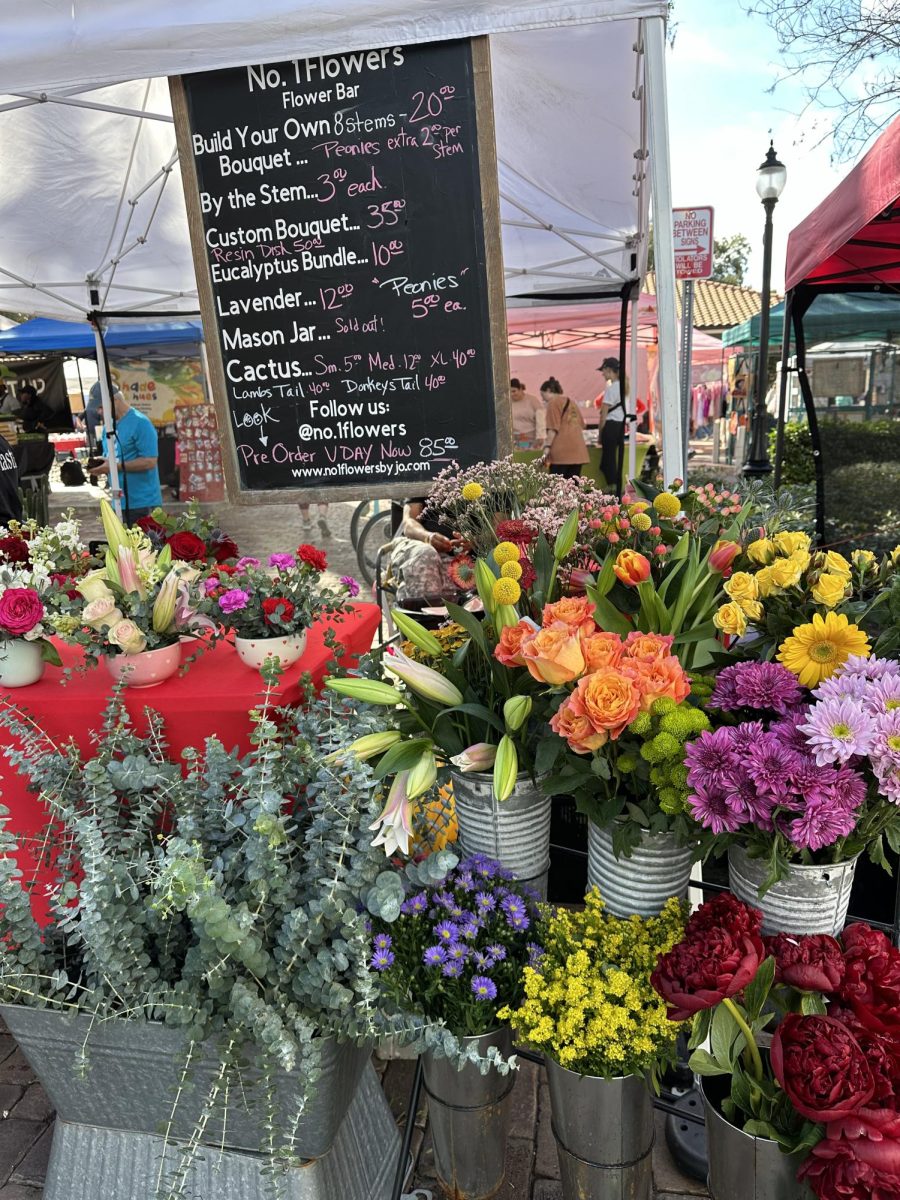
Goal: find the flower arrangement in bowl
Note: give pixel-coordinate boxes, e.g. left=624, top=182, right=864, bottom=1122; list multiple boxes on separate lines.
left=203, top=544, right=353, bottom=670
left=0, top=583, right=61, bottom=686
left=134, top=499, right=239, bottom=565
left=652, top=892, right=900, bottom=1200
left=54, top=500, right=214, bottom=685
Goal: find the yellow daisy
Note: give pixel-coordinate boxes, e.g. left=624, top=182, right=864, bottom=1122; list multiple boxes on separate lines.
left=777, top=611, right=871, bottom=687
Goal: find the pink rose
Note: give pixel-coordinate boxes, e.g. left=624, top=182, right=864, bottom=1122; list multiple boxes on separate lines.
left=0, top=587, right=44, bottom=636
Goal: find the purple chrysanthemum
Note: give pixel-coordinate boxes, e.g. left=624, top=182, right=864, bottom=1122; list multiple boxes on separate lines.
left=745, top=733, right=797, bottom=791
left=800, top=698, right=876, bottom=766
left=771, top=712, right=818, bottom=757
left=684, top=727, right=737, bottom=791
left=268, top=553, right=296, bottom=570
left=723, top=770, right=773, bottom=826
left=423, top=945, right=447, bottom=967
left=730, top=721, right=766, bottom=756
left=827, top=765, right=868, bottom=813
left=712, top=661, right=803, bottom=715
left=370, top=948, right=394, bottom=971
left=434, top=920, right=459, bottom=943
left=372, top=933, right=392, bottom=952
left=786, top=799, right=857, bottom=852
left=687, top=782, right=743, bottom=834
left=218, top=588, right=251, bottom=613
left=441, top=960, right=464, bottom=978
left=339, top=575, right=361, bottom=598
left=471, top=975, right=498, bottom=1001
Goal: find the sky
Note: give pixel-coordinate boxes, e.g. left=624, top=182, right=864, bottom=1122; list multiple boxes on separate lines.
left=666, top=0, right=854, bottom=292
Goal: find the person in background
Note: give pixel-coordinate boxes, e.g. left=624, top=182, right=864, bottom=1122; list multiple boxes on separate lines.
left=596, top=357, right=627, bottom=491
left=539, top=377, right=588, bottom=479
left=88, top=388, right=162, bottom=521
left=299, top=500, right=331, bottom=538
left=509, top=377, right=546, bottom=451
left=16, top=385, right=53, bottom=434
left=78, top=380, right=106, bottom=450
left=389, top=498, right=462, bottom=604
left=0, top=430, right=22, bottom=524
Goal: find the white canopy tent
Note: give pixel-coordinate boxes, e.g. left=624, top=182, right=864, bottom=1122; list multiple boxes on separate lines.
left=0, top=0, right=683, bottom=481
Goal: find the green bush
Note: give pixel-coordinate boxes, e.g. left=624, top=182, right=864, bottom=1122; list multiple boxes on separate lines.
left=774, top=419, right=900, bottom=485
left=823, top=461, right=900, bottom=553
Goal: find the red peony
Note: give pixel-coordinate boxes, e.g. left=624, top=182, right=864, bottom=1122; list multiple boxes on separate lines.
left=212, top=537, right=239, bottom=563
left=771, top=1014, right=874, bottom=1124
left=166, top=531, right=209, bottom=562
left=839, top=924, right=900, bottom=1033
left=764, top=933, right=845, bottom=994
left=829, top=1006, right=900, bottom=1104
left=685, top=893, right=763, bottom=939
left=0, top=535, right=30, bottom=565
left=0, top=587, right=44, bottom=636
left=261, top=597, right=295, bottom=626
left=800, top=1110, right=900, bottom=1200
left=651, top=923, right=765, bottom=1021
left=297, top=543, right=327, bottom=572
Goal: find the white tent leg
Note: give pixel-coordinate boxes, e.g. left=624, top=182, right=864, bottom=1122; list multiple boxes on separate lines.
left=645, top=15, right=684, bottom=487
left=628, top=296, right=639, bottom=483
left=90, top=317, right=123, bottom=520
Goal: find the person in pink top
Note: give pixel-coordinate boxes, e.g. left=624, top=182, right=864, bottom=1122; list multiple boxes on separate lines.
left=539, top=377, right=589, bottom=478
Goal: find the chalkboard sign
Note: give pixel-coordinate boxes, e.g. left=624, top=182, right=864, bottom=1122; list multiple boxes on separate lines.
left=171, top=38, right=509, bottom=502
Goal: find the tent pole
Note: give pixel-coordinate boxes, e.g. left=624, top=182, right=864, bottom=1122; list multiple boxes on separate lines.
left=88, top=307, right=124, bottom=521
left=773, top=289, right=793, bottom=489
left=629, top=296, right=639, bottom=483
left=645, top=15, right=684, bottom=487
left=614, top=289, right=629, bottom=497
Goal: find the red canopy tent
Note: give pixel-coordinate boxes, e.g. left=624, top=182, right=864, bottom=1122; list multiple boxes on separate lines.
left=777, top=117, right=900, bottom=538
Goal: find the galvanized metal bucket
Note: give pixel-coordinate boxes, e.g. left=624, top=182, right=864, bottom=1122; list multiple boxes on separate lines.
left=449, top=770, right=551, bottom=898
left=728, top=845, right=860, bottom=936
left=545, top=1058, right=653, bottom=1200
left=587, top=823, right=694, bottom=917
left=422, top=1028, right=515, bottom=1200
left=701, top=1077, right=812, bottom=1200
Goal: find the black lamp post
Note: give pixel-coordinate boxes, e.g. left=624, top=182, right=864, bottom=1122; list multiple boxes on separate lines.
left=743, top=141, right=787, bottom=477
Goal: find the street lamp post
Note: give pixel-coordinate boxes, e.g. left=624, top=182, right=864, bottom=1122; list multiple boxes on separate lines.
left=743, top=141, right=787, bottom=478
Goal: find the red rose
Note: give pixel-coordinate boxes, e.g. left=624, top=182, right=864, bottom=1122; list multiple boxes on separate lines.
left=764, top=933, right=845, bottom=994
left=297, top=543, right=327, bottom=572
left=212, top=537, right=239, bottom=563
left=0, top=587, right=44, bottom=636
left=262, top=597, right=295, bottom=626
left=217, top=563, right=237, bottom=576
left=651, top=925, right=765, bottom=1021
left=771, top=1014, right=874, bottom=1124
left=800, top=1110, right=900, bottom=1200
left=685, top=893, right=763, bottom=938
left=166, top=531, right=209, bottom=562
left=840, top=924, right=900, bottom=1033
left=135, top=515, right=165, bottom=537
left=0, top=535, right=30, bottom=565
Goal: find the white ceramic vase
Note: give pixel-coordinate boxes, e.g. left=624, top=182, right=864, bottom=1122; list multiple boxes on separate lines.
left=0, top=638, right=45, bottom=688
left=234, top=630, right=308, bottom=670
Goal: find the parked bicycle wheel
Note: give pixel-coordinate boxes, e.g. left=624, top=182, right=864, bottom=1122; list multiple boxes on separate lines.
left=349, top=499, right=375, bottom=550
left=356, top=509, right=394, bottom=586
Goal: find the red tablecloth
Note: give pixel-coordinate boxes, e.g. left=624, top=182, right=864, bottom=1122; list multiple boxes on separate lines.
left=0, top=603, right=380, bottom=924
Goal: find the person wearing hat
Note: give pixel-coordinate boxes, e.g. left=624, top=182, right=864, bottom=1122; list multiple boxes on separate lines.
left=596, top=357, right=627, bottom=491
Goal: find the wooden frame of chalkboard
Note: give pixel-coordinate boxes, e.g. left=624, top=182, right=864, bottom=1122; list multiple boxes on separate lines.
left=170, top=37, right=510, bottom=505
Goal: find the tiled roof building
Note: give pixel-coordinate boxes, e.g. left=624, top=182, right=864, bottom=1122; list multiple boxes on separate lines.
left=644, top=273, right=780, bottom=337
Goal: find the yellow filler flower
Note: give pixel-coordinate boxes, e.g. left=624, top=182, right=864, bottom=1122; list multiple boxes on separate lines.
left=652, top=492, right=681, bottom=518
left=501, top=560, right=523, bottom=580
left=492, top=577, right=522, bottom=606
left=494, top=541, right=521, bottom=565
left=777, top=611, right=871, bottom=687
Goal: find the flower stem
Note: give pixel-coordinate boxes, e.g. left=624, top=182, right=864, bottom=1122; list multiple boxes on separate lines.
left=722, top=998, right=764, bottom=1083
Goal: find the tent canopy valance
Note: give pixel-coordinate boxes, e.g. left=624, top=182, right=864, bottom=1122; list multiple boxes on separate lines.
left=0, top=317, right=203, bottom=357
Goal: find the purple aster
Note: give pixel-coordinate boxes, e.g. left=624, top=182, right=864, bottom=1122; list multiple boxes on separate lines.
left=441, top=960, right=464, bottom=978
left=471, top=975, right=498, bottom=1001
left=474, top=891, right=496, bottom=912
left=688, top=782, right=743, bottom=834
left=472, top=951, right=495, bottom=970
left=434, top=920, right=460, bottom=943
left=423, top=945, right=447, bottom=967
left=446, top=942, right=469, bottom=962
left=400, top=892, right=428, bottom=915
left=684, top=727, right=737, bottom=791
left=340, top=575, right=360, bottom=598
left=459, top=918, right=482, bottom=940
left=268, top=553, right=296, bottom=570
left=454, top=870, right=475, bottom=892
left=235, top=556, right=261, bottom=571
left=372, top=933, right=392, bottom=952
left=786, top=799, right=857, bottom=852
left=486, top=943, right=507, bottom=963
left=527, top=942, right=544, bottom=968
left=370, top=948, right=395, bottom=971
left=218, top=588, right=251, bottom=613
left=745, top=733, right=797, bottom=791
left=800, top=698, right=876, bottom=766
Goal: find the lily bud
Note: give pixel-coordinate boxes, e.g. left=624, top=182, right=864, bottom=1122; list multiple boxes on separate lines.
left=390, top=609, right=443, bottom=657
left=503, top=696, right=532, bottom=733
left=553, top=510, right=579, bottom=561
left=325, top=677, right=406, bottom=706
left=151, top=570, right=179, bottom=633
left=494, top=604, right=521, bottom=632
left=475, top=558, right=499, bottom=614
left=116, top=545, right=146, bottom=598
left=493, top=734, right=519, bottom=802
left=384, top=647, right=464, bottom=707
left=100, top=498, right=131, bottom=558
left=369, top=771, right=414, bottom=857
left=406, top=747, right=438, bottom=800
left=450, top=742, right=497, bottom=773
left=324, top=730, right=403, bottom=763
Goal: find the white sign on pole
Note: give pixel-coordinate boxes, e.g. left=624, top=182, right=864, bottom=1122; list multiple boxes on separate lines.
left=673, top=206, right=714, bottom=280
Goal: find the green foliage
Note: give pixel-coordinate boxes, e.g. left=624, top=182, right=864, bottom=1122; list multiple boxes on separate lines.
left=711, top=233, right=751, bottom=287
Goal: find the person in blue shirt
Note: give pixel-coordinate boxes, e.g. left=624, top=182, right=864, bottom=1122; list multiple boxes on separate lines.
left=89, top=389, right=162, bottom=521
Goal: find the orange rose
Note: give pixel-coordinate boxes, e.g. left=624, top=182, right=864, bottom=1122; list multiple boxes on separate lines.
left=574, top=667, right=643, bottom=740
left=550, top=692, right=607, bottom=753
left=542, top=595, right=597, bottom=636
left=581, top=631, right=625, bottom=671
left=613, top=549, right=652, bottom=586
left=521, top=623, right=586, bottom=685
left=625, top=654, right=690, bottom=707
left=494, top=618, right=540, bottom=667
left=623, top=631, right=675, bottom=662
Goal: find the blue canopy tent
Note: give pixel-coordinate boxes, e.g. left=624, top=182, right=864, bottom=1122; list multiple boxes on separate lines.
left=0, top=317, right=204, bottom=356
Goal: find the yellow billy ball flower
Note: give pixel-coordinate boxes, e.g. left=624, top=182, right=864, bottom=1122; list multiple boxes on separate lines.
left=628, top=501, right=650, bottom=515
left=746, top=538, right=775, bottom=565
left=631, top=512, right=653, bottom=532
left=773, top=531, right=811, bottom=556
left=777, top=611, right=871, bottom=688
left=713, top=602, right=748, bottom=637
left=494, top=541, right=521, bottom=565
left=461, top=481, right=484, bottom=501
left=811, top=572, right=848, bottom=609
left=500, top=560, right=523, bottom=580
left=492, top=577, right=522, bottom=605
left=652, top=491, right=681, bottom=518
